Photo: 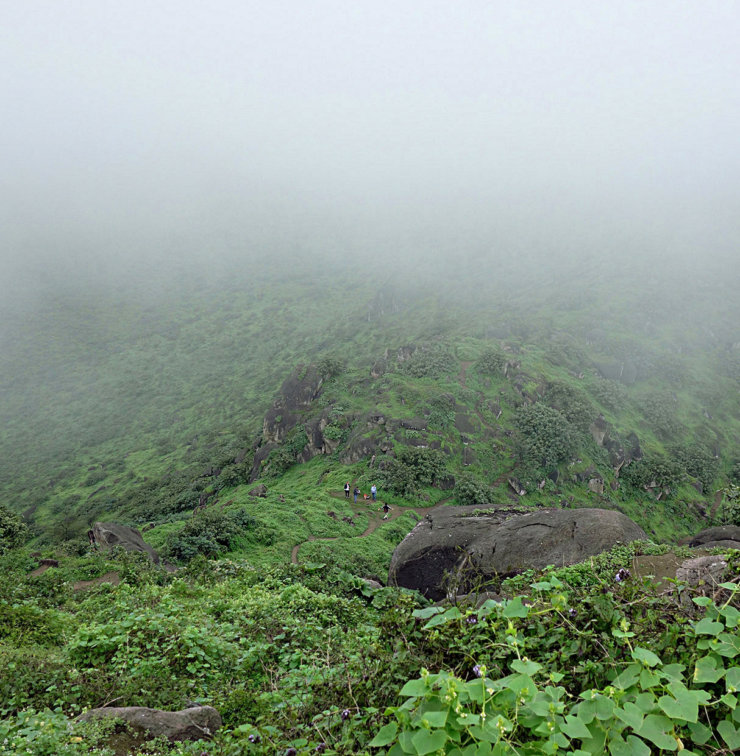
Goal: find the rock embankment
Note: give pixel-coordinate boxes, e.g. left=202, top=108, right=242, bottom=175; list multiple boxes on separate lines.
left=389, top=506, right=647, bottom=600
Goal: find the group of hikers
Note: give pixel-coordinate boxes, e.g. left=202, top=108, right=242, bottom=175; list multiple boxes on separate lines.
left=344, top=481, right=391, bottom=518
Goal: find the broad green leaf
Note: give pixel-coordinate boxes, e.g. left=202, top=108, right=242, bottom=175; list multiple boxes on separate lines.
left=719, top=693, right=737, bottom=709
left=719, top=582, right=740, bottom=592
left=419, top=709, right=448, bottom=728
left=397, top=730, right=415, bottom=754
left=718, top=604, right=740, bottom=628
left=637, top=714, right=678, bottom=751
left=608, top=734, right=651, bottom=756
left=468, top=724, right=499, bottom=744
left=693, top=654, right=725, bottom=683
left=560, top=714, right=591, bottom=739
left=632, top=647, right=661, bottom=667
left=615, top=702, right=644, bottom=731
left=424, top=607, right=462, bottom=628
left=639, top=667, right=660, bottom=689
left=413, top=606, right=445, bottom=619
left=511, top=658, right=543, bottom=676
left=657, top=687, right=698, bottom=723
left=687, top=720, right=712, bottom=745
left=717, top=718, right=740, bottom=750
left=399, top=678, right=428, bottom=697
left=412, top=728, right=448, bottom=755
left=502, top=596, right=529, bottom=618
left=692, top=596, right=711, bottom=607
left=530, top=581, right=552, bottom=591
left=612, top=663, right=640, bottom=689
left=693, top=618, right=723, bottom=636
left=661, top=663, right=685, bottom=682
left=368, top=722, right=398, bottom=748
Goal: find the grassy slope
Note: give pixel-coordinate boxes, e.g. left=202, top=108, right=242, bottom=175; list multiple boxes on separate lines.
left=0, top=256, right=737, bottom=556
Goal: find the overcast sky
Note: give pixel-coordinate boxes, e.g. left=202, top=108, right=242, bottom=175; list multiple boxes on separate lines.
left=1, top=0, right=738, bottom=296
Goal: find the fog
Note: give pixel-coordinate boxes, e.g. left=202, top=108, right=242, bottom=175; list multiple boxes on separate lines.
left=1, top=0, right=739, bottom=310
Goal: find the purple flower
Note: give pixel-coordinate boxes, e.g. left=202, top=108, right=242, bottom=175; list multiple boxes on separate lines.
left=568, top=608, right=577, bottom=619
left=248, top=734, right=260, bottom=744
left=473, top=664, right=483, bottom=678
left=466, top=616, right=478, bottom=625
left=341, top=708, right=351, bottom=721
left=285, top=749, right=298, bottom=756
left=315, top=745, right=327, bottom=753
left=614, top=568, right=630, bottom=583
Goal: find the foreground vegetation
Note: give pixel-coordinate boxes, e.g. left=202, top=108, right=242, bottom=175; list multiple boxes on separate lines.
left=1, top=541, right=738, bottom=754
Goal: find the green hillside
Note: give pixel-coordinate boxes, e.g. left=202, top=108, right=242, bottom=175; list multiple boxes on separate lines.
left=1, top=255, right=740, bottom=755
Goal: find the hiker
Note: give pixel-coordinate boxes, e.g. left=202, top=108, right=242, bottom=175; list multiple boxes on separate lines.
left=344, top=482, right=350, bottom=498
left=371, top=484, right=377, bottom=502
left=381, top=502, right=391, bottom=520
left=353, top=486, right=360, bottom=503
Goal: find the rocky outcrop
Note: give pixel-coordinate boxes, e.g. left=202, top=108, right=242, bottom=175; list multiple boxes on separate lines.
left=90, top=523, right=159, bottom=564
left=682, top=526, right=740, bottom=550
left=79, top=706, right=221, bottom=753
left=389, top=507, right=646, bottom=600
left=261, top=365, right=324, bottom=445
left=248, top=484, right=268, bottom=498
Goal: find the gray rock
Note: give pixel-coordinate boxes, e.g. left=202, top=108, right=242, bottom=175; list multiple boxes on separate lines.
left=675, top=555, right=728, bottom=588
left=389, top=507, right=646, bottom=600
left=91, top=523, right=159, bottom=564
left=684, top=526, right=740, bottom=549
left=248, top=484, right=268, bottom=498
left=79, top=706, right=221, bottom=751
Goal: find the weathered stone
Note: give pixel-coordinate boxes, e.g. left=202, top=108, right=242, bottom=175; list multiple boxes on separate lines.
left=683, top=526, right=740, bottom=549
left=588, top=478, right=605, bottom=495
left=91, top=523, right=159, bottom=564
left=79, top=706, right=221, bottom=754
left=389, top=506, right=646, bottom=600
left=248, top=484, right=268, bottom=498
left=675, top=555, right=728, bottom=588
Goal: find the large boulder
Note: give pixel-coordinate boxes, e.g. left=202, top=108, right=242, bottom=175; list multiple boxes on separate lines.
left=682, top=526, right=740, bottom=550
left=79, top=706, right=221, bottom=754
left=389, top=507, right=646, bottom=600
left=91, top=522, right=159, bottom=564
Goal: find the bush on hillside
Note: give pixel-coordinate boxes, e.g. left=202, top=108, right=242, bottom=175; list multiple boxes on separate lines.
left=427, top=393, right=455, bottom=430
left=454, top=475, right=494, bottom=506
left=514, top=402, right=578, bottom=471
left=668, top=443, right=720, bottom=491
left=316, top=355, right=345, bottom=379
left=381, top=447, right=447, bottom=496
left=0, top=504, right=28, bottom=554
left=621, top=455, right=683, bottom=492
left=399, top=345, right=456, bottom=379
left=639, top=390, right=683, bottom=440
left=590, top=377, right=628, bottom=412
left=475, top=347, right=507, bottom=376
left=164, top=508, right=275, bottom=562
left=544, top=381, right=594, bottom=433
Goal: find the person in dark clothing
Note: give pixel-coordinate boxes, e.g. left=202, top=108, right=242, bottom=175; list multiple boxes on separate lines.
left=381, top=502, right=391, bottom=519
left=353, top=486, right=360, bottom=503
left=344, top=482, right=350, bottom=498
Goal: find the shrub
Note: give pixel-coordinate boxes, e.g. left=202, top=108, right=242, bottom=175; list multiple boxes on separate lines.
left=475, top=347, right=507, bottom=376
left=622, top=455, right=683, bottom=492
left=399, top=346, right=456, bottom=379
left=545, top=381, right=595, bottom=433
left=454, top=475, right=494, bottom=506
left=0, top=504, right=28, bottom=554
left=514, top=402, right=578, bottom=471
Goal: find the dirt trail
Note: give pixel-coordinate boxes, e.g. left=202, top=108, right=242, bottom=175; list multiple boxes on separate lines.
left=73, top=571, right=121, bottom=590
left=26, top=559, right=122, bottom=590
left=291, top=497, right=452, bottom=564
